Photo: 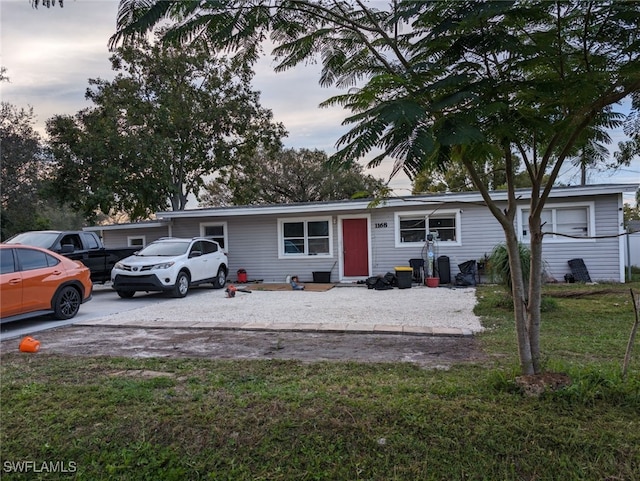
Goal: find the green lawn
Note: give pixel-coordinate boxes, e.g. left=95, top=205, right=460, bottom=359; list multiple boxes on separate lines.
left=1, top=282, right=639, bottom=480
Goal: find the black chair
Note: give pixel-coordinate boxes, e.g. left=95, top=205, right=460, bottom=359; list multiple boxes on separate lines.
left=409, top=258, right=425, bottom=284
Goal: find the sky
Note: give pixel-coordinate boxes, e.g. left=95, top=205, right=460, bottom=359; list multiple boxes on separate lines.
left=1, top=0, right=638, bottom=205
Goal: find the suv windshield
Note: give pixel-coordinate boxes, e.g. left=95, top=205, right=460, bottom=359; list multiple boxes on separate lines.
left=137, top=241, right=189, bottom=257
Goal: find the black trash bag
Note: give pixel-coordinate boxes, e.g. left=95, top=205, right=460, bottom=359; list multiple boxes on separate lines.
left=384, top=271, right=397, bottom=287
left=365, top=274, right=394, bottom=290
left=375, top=278, right=393, bottom=290
left=455, top=260, right=477, bottom=287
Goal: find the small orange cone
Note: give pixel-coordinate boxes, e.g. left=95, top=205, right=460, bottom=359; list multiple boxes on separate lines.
left=19, top=336, right=41, bottom=353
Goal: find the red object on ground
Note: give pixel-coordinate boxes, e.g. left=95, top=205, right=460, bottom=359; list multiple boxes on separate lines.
left=237, top=269, right=248, bottom=283
left=426, top=277, right=440, bottom=288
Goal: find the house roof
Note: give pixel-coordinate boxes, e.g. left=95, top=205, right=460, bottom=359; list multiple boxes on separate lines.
left=83, top=220, right=169, bottom=232
left=84, top=183, right=637, bottom=230
left=155, top=183, right=638, bottom=220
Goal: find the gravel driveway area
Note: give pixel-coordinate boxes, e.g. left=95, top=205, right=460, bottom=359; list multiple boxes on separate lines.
left=82, top=285, right=483, bottom=333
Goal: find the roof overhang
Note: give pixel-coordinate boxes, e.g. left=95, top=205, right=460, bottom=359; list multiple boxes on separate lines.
left=83, top=221, right=170, bottom=232
left=153, top=183, right=638, bottom=220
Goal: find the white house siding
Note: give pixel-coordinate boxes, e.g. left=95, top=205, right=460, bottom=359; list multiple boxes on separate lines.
left=536, top=194, right=622, bottom=282
left=367, top=209, right=397, bottom=274
left=628, top=232, right=640, bottom=268
left=171, top=195, right=622, bottom=284
left=99, top=226, right=169, bottom=249
left=367, top=202, right=505, bottom=281
left=170, top=214, right=346, bottom=283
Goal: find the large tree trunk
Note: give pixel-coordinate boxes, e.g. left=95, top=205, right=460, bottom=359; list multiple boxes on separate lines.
left=462, top=153, right=536, bottom=375
left=504, top=224, right=536, bottom=375
left=527, top=212, right=545, bottom=374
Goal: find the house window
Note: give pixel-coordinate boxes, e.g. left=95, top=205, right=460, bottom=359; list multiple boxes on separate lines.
left=395, top=210, right=461, bottom=246
left=200, top=222, right=227, bottom=249
left=399, top=217, right=426, bottom=243
left=520, top=203, right=594, bottom=242
left=279, top=217, right=331, bottom=257
left=429, top=217, right=456, bottom=242
left=127, top=236, right=145, bottom=247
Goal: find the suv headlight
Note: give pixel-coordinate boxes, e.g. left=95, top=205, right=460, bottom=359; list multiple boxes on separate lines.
left=114, top=262, right=124, bottom=270
left=152, top=261, right=175, bottom=270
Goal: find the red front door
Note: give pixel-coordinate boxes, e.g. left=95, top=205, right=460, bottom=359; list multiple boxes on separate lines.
left=342, top=218, right=369, bottom=277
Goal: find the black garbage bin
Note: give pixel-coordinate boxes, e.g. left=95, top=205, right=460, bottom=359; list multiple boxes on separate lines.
left=394, top=266, right=413, bottom=289
left=437, top=256, right=451, bottom=284
left=312, top=271, right=331, bottom=283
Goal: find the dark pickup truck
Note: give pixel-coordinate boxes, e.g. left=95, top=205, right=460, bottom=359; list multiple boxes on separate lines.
left=5, top=230, right=139, bottom=283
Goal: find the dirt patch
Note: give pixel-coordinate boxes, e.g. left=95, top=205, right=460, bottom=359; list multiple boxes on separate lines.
left=515, top=372, right=572, bottom=397
left=3, top=325, right=488, bottom=369
left=108, top=369, right=176, bottom=379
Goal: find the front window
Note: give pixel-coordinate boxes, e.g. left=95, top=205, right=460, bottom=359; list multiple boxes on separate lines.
left=128, top=236, right=145, bottom=247
left=399, top=217, right=426, bottom=243
left=429, top=217, right=456, bottom=241
left=279, top=217, right=331, bottom=257
left=200, top=222, right=227, bottom=249
left=395, top=210, right=461, bottom=246
left=520, top=203, right=593, bottom=242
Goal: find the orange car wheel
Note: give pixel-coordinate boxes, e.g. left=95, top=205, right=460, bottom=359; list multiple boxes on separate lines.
left=53, top=285, right=82, bottom=319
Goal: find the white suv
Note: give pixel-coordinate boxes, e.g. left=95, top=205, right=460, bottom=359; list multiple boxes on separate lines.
left=111, top=237, right=228, bottom=298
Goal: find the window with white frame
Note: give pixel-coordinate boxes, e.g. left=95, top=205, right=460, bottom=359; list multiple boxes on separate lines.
left=279, top=217, right=331, bottom=256
left=200, top=222, right=227, bottom=249
left=429, top=216, right=457, bottom=241
left=519, top=203, right=594, bottom=242
left=396, top=210, right=461, bottom=246
left=399, top=217, right=426, bottom=243
left=127, top=236, right=145, bottom=247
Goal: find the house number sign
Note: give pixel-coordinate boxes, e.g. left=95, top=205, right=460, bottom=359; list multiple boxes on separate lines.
left=374, top=222, right=388, bottom=228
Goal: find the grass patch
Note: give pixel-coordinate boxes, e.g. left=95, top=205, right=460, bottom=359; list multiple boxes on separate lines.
left=2, top=282, right=639, bottom=480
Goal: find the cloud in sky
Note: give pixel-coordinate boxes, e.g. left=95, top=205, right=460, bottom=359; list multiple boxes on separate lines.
left=1, top=0, right=637, bottom=201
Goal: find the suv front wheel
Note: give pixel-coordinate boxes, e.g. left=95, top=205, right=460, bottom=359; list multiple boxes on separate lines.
left=172, top=271, right=190, bottom=298
left=213, top=267, right=227, bottom=289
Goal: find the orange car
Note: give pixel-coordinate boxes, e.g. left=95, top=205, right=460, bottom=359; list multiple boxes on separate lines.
left=0, top=244, right=92, bottom=323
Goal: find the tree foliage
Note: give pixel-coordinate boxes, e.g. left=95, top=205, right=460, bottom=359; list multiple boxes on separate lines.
left=0, top=101, right=84, bottom=239
left=47, top=36, right=285, bottom=221
left=615, top=94, right=640, bottom=166
left=201, top=148, right=386, bottom=206
left=1, top=102, right=48, bottom=239
left=624, top=188, right=640, bottom=227
left=413, top=155, right=514, bottom=193
left=112, top=0, right=640, bottom=375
